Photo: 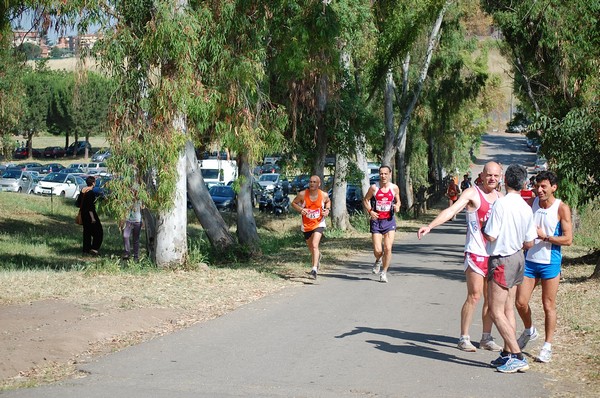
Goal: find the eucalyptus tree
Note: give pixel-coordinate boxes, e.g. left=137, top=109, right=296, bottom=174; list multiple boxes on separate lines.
left=188, top=0, right=287, bottom=253
left=481, top=0, right=600, bottom=208
left=0, top=5, right=25, bottom=158
left=418, top=3, right=498, bottom=191
left=370, top=0, right=451, bottom=210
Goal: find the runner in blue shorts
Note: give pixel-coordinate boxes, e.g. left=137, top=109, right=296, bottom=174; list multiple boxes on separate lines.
left=515, top=171, right=572, bottom=364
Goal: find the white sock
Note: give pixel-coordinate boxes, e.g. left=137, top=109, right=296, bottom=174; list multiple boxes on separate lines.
left=527, top=326, right=536, bottom=334
left=542, top=342, right=552, bottom=350
left=312, top=266, right=318, bottom=272
left=481, top=333, right=492, bottom=340
left=460, top=335, right=470, bottom=341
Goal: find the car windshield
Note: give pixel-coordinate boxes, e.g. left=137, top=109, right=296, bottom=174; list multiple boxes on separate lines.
left=259, top=174, right=278, bottom=182
left=1, top=170, right=20, bottom=179
left=201, top=169, right=219, bottom=179
left=43, top=173, right=67, bottom=183
left=209, top=186, right=233, bottom=196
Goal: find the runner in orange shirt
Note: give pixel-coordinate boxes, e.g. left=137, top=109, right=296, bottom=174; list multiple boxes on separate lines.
left=291, top=175, right=331, bottom=279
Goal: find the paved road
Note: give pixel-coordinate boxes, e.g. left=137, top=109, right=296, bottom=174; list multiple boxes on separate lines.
left=5, top=132, right=544, bottom=398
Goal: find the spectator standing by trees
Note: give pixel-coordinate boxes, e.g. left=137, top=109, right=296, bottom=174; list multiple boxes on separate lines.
left=77, top=176, right=103, bottom=255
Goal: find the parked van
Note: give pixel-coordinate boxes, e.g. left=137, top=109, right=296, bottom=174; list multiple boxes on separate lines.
left=199, top=159, right=237, bottom=188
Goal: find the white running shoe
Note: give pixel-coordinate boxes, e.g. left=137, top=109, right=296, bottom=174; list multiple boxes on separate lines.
left=536, top=347, right=552, bottom=363
left=458, top=337, right=477, bottom=352
left=379, top=272, right=388, bottom=283
left=517, top=328, right=539, bottom=349
left=372, top=259, right=382, bottom=274
left=479, top=337, right=502, bottom=352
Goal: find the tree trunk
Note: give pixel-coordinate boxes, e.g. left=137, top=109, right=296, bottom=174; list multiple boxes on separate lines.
left=355, top=132, right=371, bottom=198
left=591, top=253, right=600, bottom=279
left=185, top=141, right=236, bottom=253
left=382, top=70, right=396, bottom=168
left=331, top=154, right=350, bottom=230
left=236, top=152, right=260, bottom=254
left=153, top=115, right=188, bottom=267
left=312, top=73, right=328, bottom=180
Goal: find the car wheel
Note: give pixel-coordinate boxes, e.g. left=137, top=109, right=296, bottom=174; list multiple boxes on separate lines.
left=18, top=187, right=22, bottom=193
left=60, top=191, right=66, bottom=197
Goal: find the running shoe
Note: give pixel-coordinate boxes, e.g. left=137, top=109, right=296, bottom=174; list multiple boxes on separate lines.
left=497, top=357, right=529, bottom=373
left=479, top=337, right=502, bottom=352
left=379, top=272, right=388, bottom=283
left=517, top=328, right=539, bottom=349
left=536, top=347, right=552, bottom=363
left=372, top=259, right=382, bottom=274
left=490, top=353, right=511, bottom=368
left=309, top=269, right=317, bottom=280
left=457, top=337, right=477, bottom=352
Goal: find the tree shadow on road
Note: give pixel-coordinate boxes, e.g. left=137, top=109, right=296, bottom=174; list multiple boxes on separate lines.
left=335, top=326, right=489, bottom=368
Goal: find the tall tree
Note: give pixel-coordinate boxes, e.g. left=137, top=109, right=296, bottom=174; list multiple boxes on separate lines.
left=19, top=64, right=50, bottom=156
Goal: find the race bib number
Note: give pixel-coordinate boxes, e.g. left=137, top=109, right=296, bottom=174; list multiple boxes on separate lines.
left=376, top=200, right=392, bottom=212
left=306, top=208, right=321, bottom=219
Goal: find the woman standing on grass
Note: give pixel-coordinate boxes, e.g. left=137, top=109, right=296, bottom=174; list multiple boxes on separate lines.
left=77, top=176, right=103, bottom=255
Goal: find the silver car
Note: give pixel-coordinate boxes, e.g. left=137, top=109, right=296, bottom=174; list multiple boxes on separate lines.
left=0, top=169, right=39, bottom=194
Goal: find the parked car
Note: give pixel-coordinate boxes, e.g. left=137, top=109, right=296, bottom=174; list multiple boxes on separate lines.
left=528, top=138, right=541, bottom=152
left=258, top=173, right=281, bottom=192
left=91, top=148, right=112, bottom=162
left=84, top=162, right=109, bottom=175
left=534, top=157, right=548, bottom=173
left=263, top=154, right=281, bottom=165
left=259, top=163, right=281, bottom=174
left=0, top=169, right=39, bottom=193
left=328, top=184, right=364, bottom=214
left=40, top=163, right=65, bottom=174
left=58, top=167, right=86, bottom=175
left=13, top=147, right=42, bottom=159
left=92, top=175, right=113, bottom=199
left=33, top=172, right=86, bottom=199
left=290, top=174, right=310, bottom=193
left=43, top=146, right=66, bottom=158
left=66, top=141, right=93, bottom=156
left=15, top=162, right=44, bottom=173
left=209, top=185, right=237, bottom=211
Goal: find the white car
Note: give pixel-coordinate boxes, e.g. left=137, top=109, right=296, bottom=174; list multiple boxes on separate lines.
left=258, top=173, right=281, bottom=192
left=33, top=173, right=86, bottom=199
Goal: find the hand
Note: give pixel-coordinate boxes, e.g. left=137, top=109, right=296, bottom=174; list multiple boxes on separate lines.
left=536, top=226, right=545, bottom=240
left=369, top=210, right=379, bottom=220
left=417, top=226, right=430, bottom=240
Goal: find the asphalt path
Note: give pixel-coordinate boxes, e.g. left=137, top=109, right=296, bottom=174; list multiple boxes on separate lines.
left=5, top=132, right=544, bottom=398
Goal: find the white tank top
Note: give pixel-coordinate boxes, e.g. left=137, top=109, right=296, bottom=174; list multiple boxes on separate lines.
left=526, top=198, right=562, bottom=265
left=464, top=186, right=497, bottom=256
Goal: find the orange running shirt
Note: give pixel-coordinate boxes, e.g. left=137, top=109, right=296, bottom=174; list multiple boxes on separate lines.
left=301, top=190, right=326, bottom=232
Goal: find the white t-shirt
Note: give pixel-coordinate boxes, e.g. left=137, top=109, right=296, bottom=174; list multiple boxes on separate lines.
left=484, top=192, right=537, bottom=256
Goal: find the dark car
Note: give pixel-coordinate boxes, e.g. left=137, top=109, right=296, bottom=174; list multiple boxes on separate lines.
left=41, top=163, right=65, bottom=174
left=209, top=185, right=237, bottom=211
left=92, top=175, right=113, bottom=199
left=13, top=147, right=42, bottom=159
left=328, top=184, right=363, bottom=214
left=290, top=174, right=310, bottom=193
left=259, top=163, right=280, bottom=174
left=43, top=146, right=66, bottom=158
left=58, top=167, right=86, bottom=175
left=66, top=141, right=93, bottom=156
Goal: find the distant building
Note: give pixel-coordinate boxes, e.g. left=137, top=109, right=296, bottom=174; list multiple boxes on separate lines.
left=12, top=30, right=49, bottom=58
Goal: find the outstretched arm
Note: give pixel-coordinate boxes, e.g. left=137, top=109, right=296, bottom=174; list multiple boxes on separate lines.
left=417, top=187, right=475, bottom=239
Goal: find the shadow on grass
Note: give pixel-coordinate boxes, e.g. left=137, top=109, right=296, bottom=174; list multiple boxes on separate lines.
left=0, top=214, right=126, bottom=270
